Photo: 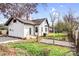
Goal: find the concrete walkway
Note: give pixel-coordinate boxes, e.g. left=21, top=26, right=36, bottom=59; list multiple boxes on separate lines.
left=40, top=39, right=75, bottom=48
left=0, top=36, right=21, bottom=44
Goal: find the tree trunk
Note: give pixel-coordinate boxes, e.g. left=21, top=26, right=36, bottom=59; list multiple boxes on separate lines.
left=36, top=34, right=39, bottom=42
left=76, top=40, right=79, bottom=55
left=36, top=32, right=39, bottom=42
left=68, top=31, right=75, bottom=42
left=26, top=13, right=29, bottom=20
left=76, top=32, right=79, bottom=56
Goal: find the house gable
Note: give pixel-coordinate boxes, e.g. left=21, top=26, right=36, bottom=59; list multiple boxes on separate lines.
left=5, top=17, right=49, bottom=26
left=5, top=18, right=35, bottom=26
left=37, top=19, right=49, bottom=36
left=8, top=18, right=25, bottom=38
left=40, top=19, right=49, bottom=27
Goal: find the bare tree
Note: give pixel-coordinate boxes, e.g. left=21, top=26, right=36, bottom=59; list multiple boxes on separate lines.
left=41, top=4, right=56, bottom=32
left=63, top=9, right=76, bottom=42
left=49, top=12, right=56, bottom=32
left=42, top=4, right=59, bottom=44
left=0, top=3, right=38, bottom=20
left=63, top=9, right=79, bottom=55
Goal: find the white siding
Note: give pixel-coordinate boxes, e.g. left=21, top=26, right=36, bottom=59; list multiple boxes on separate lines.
left=24, top=24, right=34, bottom=37
left=8, top=20, right=24, bottom=38
left=8, top=19, right=49, bottom=38
left=38, top=20, right=48, bottom=36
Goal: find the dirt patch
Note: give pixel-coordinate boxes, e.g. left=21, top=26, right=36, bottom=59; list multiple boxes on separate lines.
left=0, top=45, right=16, bottom=56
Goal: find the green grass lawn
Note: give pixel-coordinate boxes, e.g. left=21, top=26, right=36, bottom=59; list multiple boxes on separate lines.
left=6, top=42, right=73, bottom=56
left=48, top=33, right=67, bottom=36
left=43, top=33, right=68, bottom=41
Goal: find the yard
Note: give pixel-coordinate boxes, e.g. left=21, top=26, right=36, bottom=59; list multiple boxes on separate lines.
left=43, top=33, right=68, bottom=41
left=0, top=35, right=73, bottom=56
left=5, top=41, right=73, bottom=56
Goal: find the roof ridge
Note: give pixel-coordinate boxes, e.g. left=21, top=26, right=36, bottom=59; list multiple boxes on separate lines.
left=32, top=18, right=47, bottom=20
left=5, top=17, right=48, bottom=26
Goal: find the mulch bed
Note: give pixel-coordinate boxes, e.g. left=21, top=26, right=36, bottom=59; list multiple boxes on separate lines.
left=0, top=45, right=16, bottom=56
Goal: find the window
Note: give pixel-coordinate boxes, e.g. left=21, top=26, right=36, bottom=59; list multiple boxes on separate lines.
left=45, top=28, right=47, bottom=32
left=9, top=29, right=13, bottom=31
left=13, top=20, right=17, bottom=23
left=35, top=27, right=38, bottom=32
left=45, top=25, right=48, bottom=27
left=29, top=28, right=31, bottom=35
left=45, top=25, right=48, bottom=32
left=41, top=27, right=43, bottom=32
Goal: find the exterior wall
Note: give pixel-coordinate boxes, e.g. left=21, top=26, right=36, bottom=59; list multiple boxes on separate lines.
left=24, top=24, right=34, bottom=37
left=8, top=20, right=24, bottom=38
left=38, top=20, right=49, bottom=36
left=8, top=19, right=49, bottom=38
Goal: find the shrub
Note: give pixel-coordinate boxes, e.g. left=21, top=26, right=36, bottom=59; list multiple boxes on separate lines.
left=10, top=43, right=43, bottom=56
left=22, top=44, right=43, bottom=56
left=42, top=48, right=51, bottom=56
left=7, top=42, right=71, bottom=56
left=15, top=48, right=29, bottom=56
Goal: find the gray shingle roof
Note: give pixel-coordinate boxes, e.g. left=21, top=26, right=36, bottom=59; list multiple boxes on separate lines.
left=31, top=18, right=46, bottom=25
left=5, top=17, right=48, bottom=26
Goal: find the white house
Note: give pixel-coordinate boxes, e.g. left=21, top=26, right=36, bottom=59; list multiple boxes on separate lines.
left=5, top=17, right=49, bottom=38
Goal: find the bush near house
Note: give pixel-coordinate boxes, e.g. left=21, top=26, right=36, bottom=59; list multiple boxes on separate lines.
left=0, top=30, right=7, bottom=35
left=0, top=25, right=8, bottom=35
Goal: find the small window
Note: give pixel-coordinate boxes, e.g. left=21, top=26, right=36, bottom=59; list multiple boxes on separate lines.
left=45, top=28, right=47, bottom=32
left=45, top=25, right=48, bottom=27
left=41, top=27, right=43, bottom=32
left=35, top=27, right=38, bottom=32
left=13, top=20, right=17, bottom=23
left=9, top=29, right=13, bottom=31
left=29, top=28, right=31, bottom=35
